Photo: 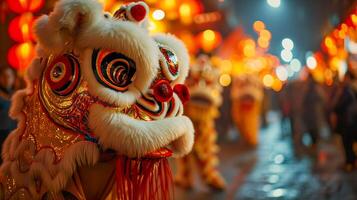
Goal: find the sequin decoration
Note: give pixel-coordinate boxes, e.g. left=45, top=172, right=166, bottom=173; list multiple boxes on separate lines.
left=92, top=49, right=136, bottom=92
left=40, top=68, right=96, bottom=135
left=158, top=44, right=179, bottom=81
left=22, top=82, right=84, bottom=163
left=2, top=174, right=33, bottom=199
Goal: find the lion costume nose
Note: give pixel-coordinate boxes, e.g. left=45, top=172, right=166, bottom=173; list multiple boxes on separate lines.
left=153, top=80, right=190, bottom=104
left=153, top=80, right=173, bottom=102
left=174, top=84, right=190, bottom=104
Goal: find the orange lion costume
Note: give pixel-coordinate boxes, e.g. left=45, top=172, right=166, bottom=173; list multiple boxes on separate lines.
left=175, top=55, right=226, bottom=190
left=0, top=1, right=194, bottom=199
left=231, top=74, right=263, bottom=147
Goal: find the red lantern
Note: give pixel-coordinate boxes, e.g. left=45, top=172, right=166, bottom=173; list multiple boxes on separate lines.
left=6, top=0, right=44, bottom=14
left=7, top=42, right=35, bottom=71
left=8, top=13, right=35, bottom=43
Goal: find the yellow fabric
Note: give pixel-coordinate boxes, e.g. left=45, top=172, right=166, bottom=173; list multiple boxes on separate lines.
left=175, top=104, right=225, bottom=189
left=231, top=100, right=261, bottom=146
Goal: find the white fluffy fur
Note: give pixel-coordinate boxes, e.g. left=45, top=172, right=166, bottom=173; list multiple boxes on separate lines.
left=88, top=104, right=194, bottom=157
left=153, top=34, right=190, bottom=85
left=5, top=141, right=99, bottom=195
left=34, top=0, right=103, bottom=55
left=80, top=18, right=159, bottom=106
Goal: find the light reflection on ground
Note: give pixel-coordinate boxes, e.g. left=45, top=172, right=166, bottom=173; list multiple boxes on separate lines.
left=173, top=112, right=357, bottom=200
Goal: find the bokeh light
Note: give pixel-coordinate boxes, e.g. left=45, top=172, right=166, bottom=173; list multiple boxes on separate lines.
left=200, top=29, right=222, bottom=52
left=179, top=3, right=192, bottom=24
left=276, top=65, right=288, bottom=81
left=280, top=49, right=293, bottom=62
left=203, top=29, right=215, bottom=41
left=258, top=37, right=270, bottom=48
left=282, top=38, right=294, bottom=50
left=290, top=58, right=302, bottom=72
left=243, top=39, right=256, bottom=57
left=306, top=56, right=317, bottom=69
left=219, top=73, right=232, bottom=87
left=267, top=0, right=281, bottom=8
left=253, top=20, right=265, bottom=32
left=272, top=79, right=283, bottom=91
left=263, top=74, right=274, bottom=87
left=260, top=30, right=272, bottom=41
left=152, top=9, right=165, bottom=21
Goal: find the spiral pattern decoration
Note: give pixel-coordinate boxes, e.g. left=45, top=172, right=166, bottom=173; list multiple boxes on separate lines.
left=44, top=54, right=80, bottom=96
left=92, top=49, right=136, bottom=92
left=136, top=91, right=183, bottom=120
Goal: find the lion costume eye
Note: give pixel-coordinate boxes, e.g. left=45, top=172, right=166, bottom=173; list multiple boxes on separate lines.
left=92, top=49, right=136, bottom=92
left=158, top=45, right=179, bottom=81
left=45, top=54, right=80, bottom=96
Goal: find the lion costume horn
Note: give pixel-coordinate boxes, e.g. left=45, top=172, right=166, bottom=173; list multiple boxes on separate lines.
left=0, top=0, right=194, bottom=199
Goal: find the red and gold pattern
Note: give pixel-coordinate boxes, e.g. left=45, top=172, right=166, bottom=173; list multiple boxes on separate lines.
left=25, top=83, right=84, bottom=163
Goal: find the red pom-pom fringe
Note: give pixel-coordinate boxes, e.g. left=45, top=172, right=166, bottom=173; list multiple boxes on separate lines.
left=116, top=156, right=173, bottom=200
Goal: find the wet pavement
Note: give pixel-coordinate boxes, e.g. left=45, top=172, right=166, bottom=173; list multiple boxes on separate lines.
left=173, top=113, right=357, bottom=200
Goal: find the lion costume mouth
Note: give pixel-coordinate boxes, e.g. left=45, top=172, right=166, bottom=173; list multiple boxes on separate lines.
left=89, top=102, right=194, bottom=158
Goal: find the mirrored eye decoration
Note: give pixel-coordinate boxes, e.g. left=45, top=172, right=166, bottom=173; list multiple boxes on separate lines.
left=158, top=44, right=179, bottom=81
left=45, top=54, right=80, bottom=96
left=92, top=49, right=136, bottom=92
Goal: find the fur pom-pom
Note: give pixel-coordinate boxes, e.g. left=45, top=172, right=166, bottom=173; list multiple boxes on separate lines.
left=126, top=2, right=149, bottom=23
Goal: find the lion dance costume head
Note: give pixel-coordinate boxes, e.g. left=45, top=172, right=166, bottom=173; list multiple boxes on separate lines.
left=0, top=0, right=194, bottom=199
left=175, top=55, right=226, bottom=190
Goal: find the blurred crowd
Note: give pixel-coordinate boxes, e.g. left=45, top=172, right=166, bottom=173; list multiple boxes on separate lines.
left=0, top=67, right=24, bottom=160
left=277, top=59, right=357, bottom=172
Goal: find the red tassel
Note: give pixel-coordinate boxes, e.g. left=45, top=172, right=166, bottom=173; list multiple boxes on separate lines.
left=116, top=149, right=173, bottom=200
